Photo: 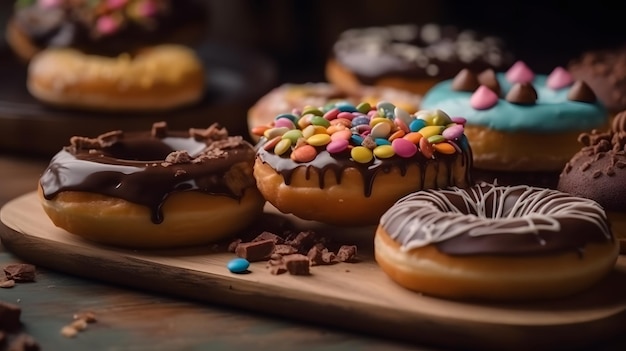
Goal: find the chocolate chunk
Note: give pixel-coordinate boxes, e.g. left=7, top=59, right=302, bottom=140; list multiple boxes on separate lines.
left=6, top=333, right=40, bottom=351
left=0, top=301, right=22, bottom=331
left=306, top=245, right=325, bottom=266
left=567, top=80, right=597, bottom=103
left=227, top=238, right=242, bottom=253
left=4, top=264, right=36, bottom=282
left=286, top=230, right=318, bottom=253
left=505, top=83, right=537, bottom=104
left=235, top=239, right=275, bottom=262
left=283, top=254, right=311, bottom=275
left=253, top=231, right=284, bottom=245
left=151, top=121, right=168, bottom=138
left=451, top=69, right=480, bottom=92
left=322, top=251, right=337, bottom=264
left=336, top=245, right=358, bottom=262
left=273, top=244, right=298, bottom=255
left=477, top=69, right=501, bottom=96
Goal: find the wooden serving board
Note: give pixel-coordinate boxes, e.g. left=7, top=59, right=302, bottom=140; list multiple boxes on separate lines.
left=2, top=192, right=626, bottom=351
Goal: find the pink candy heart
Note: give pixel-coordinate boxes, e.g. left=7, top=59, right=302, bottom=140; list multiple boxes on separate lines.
left=546, top=67, right=574, bottom=90
left=505, top=61, right=535, bottom=84
left=470, top=85, right=499, bottom=110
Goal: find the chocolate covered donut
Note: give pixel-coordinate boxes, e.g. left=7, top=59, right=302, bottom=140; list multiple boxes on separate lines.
left=38, top=121, right=265, bottom=248
left=375, top=182, right=619, bottom=301
left=325, top=23, right=514, bottom=95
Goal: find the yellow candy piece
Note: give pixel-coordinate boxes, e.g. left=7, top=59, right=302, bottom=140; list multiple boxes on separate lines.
left=433, top=142, right=456, bottom=154
left=351, top=146, right=374, bottom=163
left=302, top=125, right=317, bottom=139
left=418, top=125, right=445, bottom=139
left=373, top=145, right=395, bottom=159
left=369, top=117, right=393, bottom=128
left=274, top=138, right=292, bottom=155
left=307, top=133, right=331, bottom=146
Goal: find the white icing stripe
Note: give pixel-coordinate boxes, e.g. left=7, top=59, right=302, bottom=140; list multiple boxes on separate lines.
left=380, top=183, right=611, bottom=252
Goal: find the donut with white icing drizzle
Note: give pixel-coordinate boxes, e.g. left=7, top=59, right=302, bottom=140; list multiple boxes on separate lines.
left=375, top=182, right=619, bottom=301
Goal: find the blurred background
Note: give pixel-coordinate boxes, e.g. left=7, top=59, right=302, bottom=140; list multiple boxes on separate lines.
left=0, top=0, right=624, bottom=155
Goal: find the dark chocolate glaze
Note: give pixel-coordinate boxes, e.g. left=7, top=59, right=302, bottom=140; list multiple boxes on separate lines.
left=330, top=24, right=514, bottom=83
left=40, top=130, right=256, bottom=224
left=13, top=0, right=206, bottom=57
left=256, top=135, right=473, bottom=197
left=381, top=183, right=613, bottom=256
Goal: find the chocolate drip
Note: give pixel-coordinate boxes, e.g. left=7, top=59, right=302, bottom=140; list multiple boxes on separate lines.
left=256, top=137, right=472, bottom=197
left=40, top=131, right=256, bottom=224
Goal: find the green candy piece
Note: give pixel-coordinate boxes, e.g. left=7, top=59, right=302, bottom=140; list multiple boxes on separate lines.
left=427, top=134, right=446, bottom=144
left=302, top=107, right=323, bottom=117
left=356, top=102, right=372, bottom=114
left=310, top=116, right=331, bottom=127
left=282, top=129, right=303, bottom=143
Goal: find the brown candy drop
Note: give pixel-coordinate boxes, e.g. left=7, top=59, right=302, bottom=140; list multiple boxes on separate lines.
left=505, top=83, right=538, bottom=104
left=451, top=69, right=480, bottom=92
left=567, top=80, right=597, bottom=103
left=477, top=69, right=501, bottom=96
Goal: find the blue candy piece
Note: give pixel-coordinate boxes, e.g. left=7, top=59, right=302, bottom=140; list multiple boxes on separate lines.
left=351, top=116, right=370, bottom=126
left=227, top=258, right=250, bottom=273
left=409, top=119, right=427, bottom=132
left=335, top=102, right=358, bottom=112
left=375, top=138, right=391, bottom=146
left=350, top=134, right=364, bottom=145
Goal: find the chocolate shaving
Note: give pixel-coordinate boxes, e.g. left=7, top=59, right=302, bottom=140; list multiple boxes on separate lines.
left=0, top=279, right=15, bottom=288
left=235, top=239, right=275, bottom=262
left=151, top=121, right=168, bottom=138
left=567, top=80, right=597, bottom=103
left=592, top=170, right=602, bottom=178
left=505, top=83, right=537, bottom=104
left=227, top=238, right=242, bottom=253
left=612, top=111, right=626, bottom=133
left=97, top=130, right=123, bottom=147
left=189, top=123, right=229, bottom=141
left=451, top=69, right=480, bottom=92
left=336, top=245, right=358, bottom=262
left=164, top=150, right=191, bottom=165
left=269, top=265, right=287, bottom=275
left=4, top=264, right=36, bottom=282
left=69, top=136, right=101, bottom=150
left=477, top=68, right=501, bottom=96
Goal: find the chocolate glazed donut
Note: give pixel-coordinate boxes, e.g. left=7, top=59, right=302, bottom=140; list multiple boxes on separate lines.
left=38, top=122, right=265, bottom=249
left=375, top=182, right=619, bottom=301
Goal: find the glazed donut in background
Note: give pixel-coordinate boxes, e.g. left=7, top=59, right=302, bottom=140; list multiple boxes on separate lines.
left=5, top=0, right=207, bottom=62
left=27, top=45, right=205, bottom=111
left=375, top=182, right=619, bottom=301
left=38, top=122, right=265, bottom=249
left=252, top=103, right=473, bottom=226
left=421, top=61, right=609, bottom=172
left=558, top=111, right=626, bottom=253
left=568, top=46, right=626, bottom=115
left=247, top=82, right=422, bottom=141
left=325, top=23, right=514, bottom=95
